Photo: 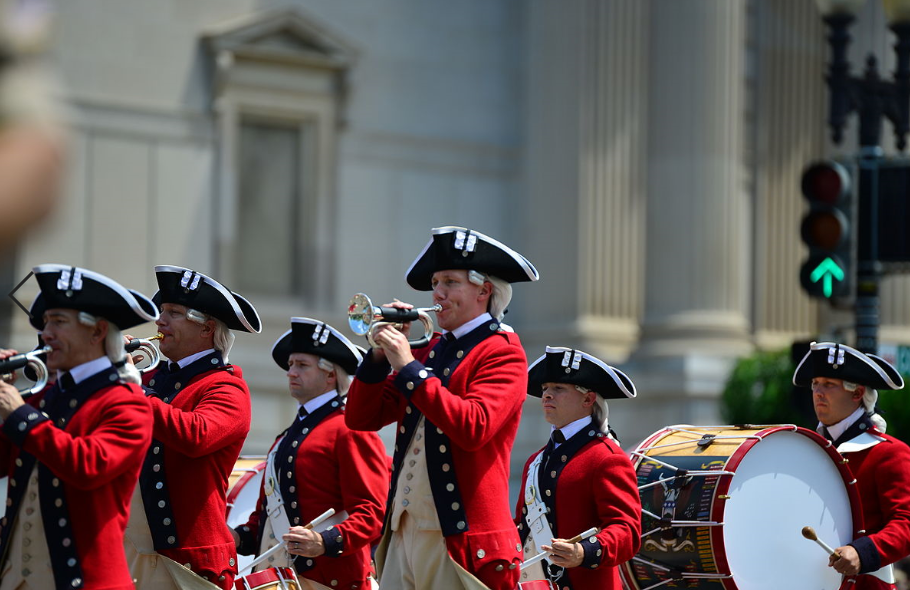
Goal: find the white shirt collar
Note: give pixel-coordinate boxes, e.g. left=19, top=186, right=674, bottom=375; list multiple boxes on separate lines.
left=64, top=356, right=113, bottom=385
left=173, top=348, right=216, bottom=369
left=551, top=415, right=593, bottom=447
left=444, top=312, right=494, bottom=340
left=819, top=406, right=865, bottom=441
left=299, top=389, right=339, bottom=418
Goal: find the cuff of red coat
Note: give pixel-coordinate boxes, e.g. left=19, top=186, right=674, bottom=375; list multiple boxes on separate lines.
left=355, top=350, right=392, bottom=383
left=580, top=536, right=603, bottom=569
left=393, top=361, right=434, bottom=400
left=2, top=405, right=49, bottom=446
left=850, top=536, right=881, bottom=574
left=234, top=524, right=258, bottom=556
left=319, top=526, right=344, bottom=557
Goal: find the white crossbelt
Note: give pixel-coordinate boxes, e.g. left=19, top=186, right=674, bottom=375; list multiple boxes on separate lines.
left=522, top=449, right=553, bottom=581
left=264, top=437, right=293, bottom=541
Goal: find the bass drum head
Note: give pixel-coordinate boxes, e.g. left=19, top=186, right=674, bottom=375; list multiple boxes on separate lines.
left=722, top=430, right=854, bottom=590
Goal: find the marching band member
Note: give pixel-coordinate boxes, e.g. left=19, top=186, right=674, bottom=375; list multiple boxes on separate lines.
left=515, top=346, right=641, bottom=590
left=793, top=342, right=910, bottom=590
left=232, top=318, right=389, bottom=590
left=0, top=264, right=157, bottom=590
left=125, top=265, right=260, bottom=590
left=345, top=226, right=539, bottom=590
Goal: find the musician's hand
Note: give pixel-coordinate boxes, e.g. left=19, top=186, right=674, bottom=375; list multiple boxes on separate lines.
left=829, top=545, right=861, bottom=575
left=283, top=527, right=325, bottom=558
left=372, top=323, right=415, bottom=372
left=0, top=380, right=26, bottom=420
left=228, top=526, right=240, bottom=549
left=383, top=299, right=413, bottom=339
left=0, top=348, right=19, bottom=361
left=541, top=539, right=584, bottom=569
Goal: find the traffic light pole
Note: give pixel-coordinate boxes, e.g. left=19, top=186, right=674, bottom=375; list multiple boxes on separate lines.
left=855, top=153, right=881, bottom=354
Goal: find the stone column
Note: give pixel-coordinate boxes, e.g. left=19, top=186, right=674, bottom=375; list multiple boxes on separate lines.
left=623, top=0, right=752, bottom=445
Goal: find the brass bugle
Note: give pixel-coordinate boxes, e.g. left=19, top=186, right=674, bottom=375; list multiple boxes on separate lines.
left=0, top=345, right=52, bottom=395
left=348, top=293, right=441, bottom=349
left=126, top=334, right=163, bottom=373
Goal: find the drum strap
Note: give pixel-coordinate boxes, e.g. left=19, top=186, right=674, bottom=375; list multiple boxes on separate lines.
left=524, top=449, right=555, bottom=561
left=264, top=437, right=292, bottom=542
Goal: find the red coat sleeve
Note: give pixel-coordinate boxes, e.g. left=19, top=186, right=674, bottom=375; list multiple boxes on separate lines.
left=398, top=335, right=528, bottom=452
left=588, top=449, right=642, bottom=567
left=148, top=374, right=250, bottom=458
left=345, top=351, right=407, bottom=432
left=331, top=428, right=390, bottom=554
left=18, top=386, right=152, bottom=490
left=863, top=440, right=910, bottom=566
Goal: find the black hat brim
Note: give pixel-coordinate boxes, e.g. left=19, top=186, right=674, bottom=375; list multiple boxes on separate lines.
left=527, top=346, right=636, bottom=399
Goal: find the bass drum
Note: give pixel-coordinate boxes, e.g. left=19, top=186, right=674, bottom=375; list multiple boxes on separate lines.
left=619, top=425, right=861, bottom=590
left=226, top=456, right=267, bottom=574
left=234, top=566, right=299, bottom=590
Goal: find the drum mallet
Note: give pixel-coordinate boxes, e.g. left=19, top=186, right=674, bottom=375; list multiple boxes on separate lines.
left=239, top=508, right=337, bottom=574
left=521, top=527, right=600, bottom=570
left=801, top=526, right=840, bottom=558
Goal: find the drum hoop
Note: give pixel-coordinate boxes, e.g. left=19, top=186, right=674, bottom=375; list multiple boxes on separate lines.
left=226, top=458, right=267, bottom=519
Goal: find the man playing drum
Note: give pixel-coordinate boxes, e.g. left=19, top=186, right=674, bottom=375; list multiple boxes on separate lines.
left=515, top=346, right=641, bottom=590
left=345, top=226, right=539, bottom=590
left=232, top=317, right=389, bottom=590
left=125, top=265, right=261, bottom=590
left=793, top=341, right=910, bottom=589
left=0, top=264, right=158, bottom=590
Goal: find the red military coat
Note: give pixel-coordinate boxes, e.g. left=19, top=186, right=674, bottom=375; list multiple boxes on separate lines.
left=0, top=370, right=152, bottom=590
left=236, top=401, right=389, bottom=590
left=137, top=356, right=251, bottom=589
left=839, top=428, right=910, bottom=590
left=515, top=433, right=642, bottom=590
left=346, top=326, right=527, bottom=590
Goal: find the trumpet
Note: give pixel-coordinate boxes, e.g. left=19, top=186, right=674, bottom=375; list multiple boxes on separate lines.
left=0, top=345, right=52, bottom=395
left=126, top=334, right=163, bottom=373
left=348, top=293, right=442, bottom=349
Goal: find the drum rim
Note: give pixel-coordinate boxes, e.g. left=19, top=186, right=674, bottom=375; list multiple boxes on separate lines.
left=226, top=458, right=267, bottom=519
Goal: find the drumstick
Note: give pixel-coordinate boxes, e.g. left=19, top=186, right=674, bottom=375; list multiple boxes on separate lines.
left=520, top=527, right=600, bottom=570
left=801, top=526, right=840, bottom=557
left=238, top=508, right=337, bottom=574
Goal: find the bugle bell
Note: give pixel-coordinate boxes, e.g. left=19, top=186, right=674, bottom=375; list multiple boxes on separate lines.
left=126, top=334, right=163, bottom=373
left=348, top=293, right=441, bottom=349
left=0, top=345, right=52, bottom=395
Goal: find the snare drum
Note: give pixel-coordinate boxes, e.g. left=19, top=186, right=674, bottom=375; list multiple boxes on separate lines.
left=619, top=425, right=861, bottom=590
left=517, top=581, right=555, bottom=590
left=234, top=566, right=298, bottom=590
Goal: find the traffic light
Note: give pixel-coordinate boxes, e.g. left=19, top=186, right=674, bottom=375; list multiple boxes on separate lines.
left=799, top=160, right=854, bottom=300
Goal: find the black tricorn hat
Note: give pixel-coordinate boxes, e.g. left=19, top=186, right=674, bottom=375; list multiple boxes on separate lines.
left=405, top=226, right=539, bottom=291
left=527, top=346, right=637, bottom=399
left=793, top=341, right=904, bottom=391
left=28, top=264, right=159, bottom=330
left=152, top=265, right=261, bottom=333
left=271, top=318, right=364, bottom=374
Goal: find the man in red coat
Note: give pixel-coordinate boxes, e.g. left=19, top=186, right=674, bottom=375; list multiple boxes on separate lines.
left=0, top=264, right=157, bottom=590
left=232, top=317, right=389, bottom=590
left=793, top=341, right=910, bottom=590
left=346, top=226, right=539, bottom=590
left=125, top=265, right=261, bottom=590
left=515, top=346, right=641, bottom=590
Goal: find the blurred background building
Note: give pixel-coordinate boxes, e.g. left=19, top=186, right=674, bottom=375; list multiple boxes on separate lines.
left=2, top=0, right=910, bottom=493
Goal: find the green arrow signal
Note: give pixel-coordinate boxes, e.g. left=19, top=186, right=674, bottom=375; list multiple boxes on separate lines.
left=809, top=257, right=845, bottom=298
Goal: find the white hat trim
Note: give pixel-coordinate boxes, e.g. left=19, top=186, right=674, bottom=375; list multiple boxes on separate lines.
left=270, top=317, right=363, bottom=364
left=792, top=341, right=903, bottom=390
left=154, top=264, right=260, bottom=333
left=530, top=345, right=637, bottom=398
left=404, top=225, right=540, bottom=284
left=33, top=264, right=158, bottom=324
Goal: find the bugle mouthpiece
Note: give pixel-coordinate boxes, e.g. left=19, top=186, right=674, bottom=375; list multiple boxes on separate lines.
left=150, top=333, right=164, bottom=341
